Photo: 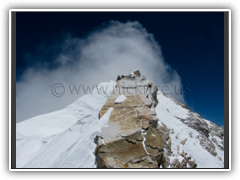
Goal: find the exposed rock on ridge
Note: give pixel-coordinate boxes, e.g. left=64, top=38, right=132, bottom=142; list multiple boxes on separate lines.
left=95, top=70, right=165, bottom=168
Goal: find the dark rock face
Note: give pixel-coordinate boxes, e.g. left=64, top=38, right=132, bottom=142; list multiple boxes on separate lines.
left=95, top=71, right=165, bottom=168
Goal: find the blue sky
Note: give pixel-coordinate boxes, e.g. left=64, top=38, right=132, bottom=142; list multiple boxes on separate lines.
left=16, top=12, right=224, bottom=126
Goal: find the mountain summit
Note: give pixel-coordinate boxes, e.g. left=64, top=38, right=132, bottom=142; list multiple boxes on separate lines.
left=16, top=71, right=224, bottom=168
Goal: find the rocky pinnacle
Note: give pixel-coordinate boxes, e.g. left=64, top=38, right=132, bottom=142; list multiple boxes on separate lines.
left=94, top=70, right=165, bottom=168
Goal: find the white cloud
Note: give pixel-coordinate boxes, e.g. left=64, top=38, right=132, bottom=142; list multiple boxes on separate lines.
left=16, top=21, right=185, bottom=123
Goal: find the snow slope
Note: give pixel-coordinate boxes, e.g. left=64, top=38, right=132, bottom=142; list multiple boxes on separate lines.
left=16, top=81, right=115, bottom=168
left=156, top=91, right=224, bottom=168
left=16, top=81, right=224, bottom=168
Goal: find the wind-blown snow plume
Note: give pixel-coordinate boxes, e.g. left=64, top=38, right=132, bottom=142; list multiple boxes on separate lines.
left=16, top=21, right=184, bottom=123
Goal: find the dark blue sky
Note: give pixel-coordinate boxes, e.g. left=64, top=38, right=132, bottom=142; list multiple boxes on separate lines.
left=16, top=12, right=224, bottom=126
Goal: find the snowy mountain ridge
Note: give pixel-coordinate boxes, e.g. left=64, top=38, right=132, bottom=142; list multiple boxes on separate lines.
left=16, top=75, right=224, bottom=168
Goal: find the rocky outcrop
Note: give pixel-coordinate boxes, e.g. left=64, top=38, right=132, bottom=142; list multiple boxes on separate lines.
left=196, top=134, right=217, bottom=156
left=156, top=122, right=172, bottom=167
left=157, top=122, right=171, bottom=155
left=209, top=122, right=224, bottom=151
left=180, top=138, right=187, bottom=145
left=174, top=112, right=210, bottom=138
left=169, top=149, right=197, bottom=168
left=95, top=70, right=165, bottom=168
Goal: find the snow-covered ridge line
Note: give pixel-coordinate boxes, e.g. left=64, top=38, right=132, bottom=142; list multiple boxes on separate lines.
left=16, top=78, right=224, bottom=168
left=16, top=81, right=116, bottom=168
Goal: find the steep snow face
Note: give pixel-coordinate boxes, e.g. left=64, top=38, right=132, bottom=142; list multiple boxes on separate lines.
left=156, top=91, right=224, bottom=168
left=16, top=80, right=224, bottom=168
left=16, top=81, right=115, bottom=168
